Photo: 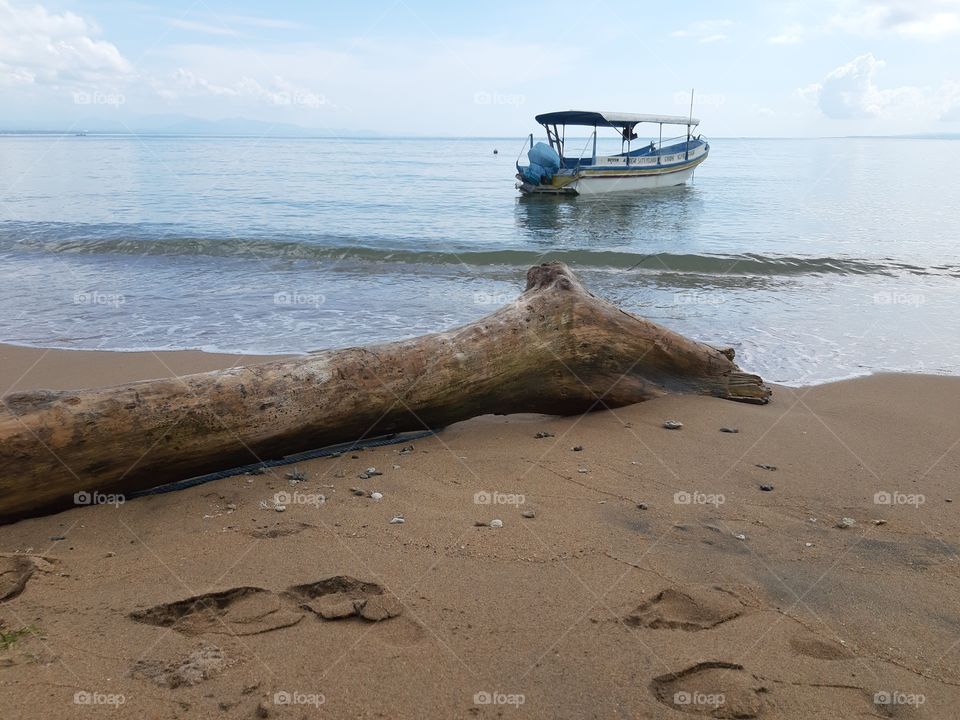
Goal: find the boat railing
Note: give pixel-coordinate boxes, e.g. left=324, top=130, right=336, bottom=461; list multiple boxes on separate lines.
left=569, top=130, right=596, bottom=173
left=515, top=133, right=534, bottom=170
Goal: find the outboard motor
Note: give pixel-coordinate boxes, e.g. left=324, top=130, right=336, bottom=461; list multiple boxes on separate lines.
left=520, top=142, right=561, bottom=186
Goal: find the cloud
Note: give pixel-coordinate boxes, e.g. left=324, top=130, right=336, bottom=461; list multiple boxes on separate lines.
left=160, top=12, right=304, bottom=36
left=670, top=19, right=733, bottom=43
left=0, top=0, right=131, bottom=86
left=164, top=18, right=240, bottom=37
left=768, top=24, right=803, bottom=44
left=801, top=53, right=960, bottom=121
left=221, top=14, right=303, bottom=30
left=830, top=0, right=960, bottom=40
left=156, top=68, right=328, bottom=109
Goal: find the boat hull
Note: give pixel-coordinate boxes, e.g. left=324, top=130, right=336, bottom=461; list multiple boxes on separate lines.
left=518, top=150, right=707, bottom=197
left=573, top=161, right=701, bottom=195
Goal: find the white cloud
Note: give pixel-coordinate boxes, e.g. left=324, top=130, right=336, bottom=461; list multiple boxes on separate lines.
left=830, top=0, right=960, bottom=40
left=165, top=18, right=240, bottom=37
left=156, top=68, right=327, bottom=109
left=801, top=53, right=960, bottom=121
left=768, top=24, right=803, bottom=44
left=670, top=19, right=733, bottom=43
left=0, top=0, right=131, bottom=86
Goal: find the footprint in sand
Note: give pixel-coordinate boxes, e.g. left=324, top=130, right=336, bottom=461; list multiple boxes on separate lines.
left=130, top=645, right=227, bottom=688
left=285, top=575, right=403, bottom=622
left=789, top=630, right=855, bottom=660
left=367, top=616, right=427, bottom=647
left=130, top=587, right=304, bottom=636
left=650, top=661, right=767, bottom=718
left=623, top=587, right=743, bottom=631
left=0, top=556, right=35, bottom=602
left=246, top=522, right=313, bottom=539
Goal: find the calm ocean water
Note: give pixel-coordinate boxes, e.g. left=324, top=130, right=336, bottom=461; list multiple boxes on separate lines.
left=1, top=134, right=958, bottom=386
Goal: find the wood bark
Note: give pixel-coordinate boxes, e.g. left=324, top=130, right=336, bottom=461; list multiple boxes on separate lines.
left=0, top=263, right=770, bottom=522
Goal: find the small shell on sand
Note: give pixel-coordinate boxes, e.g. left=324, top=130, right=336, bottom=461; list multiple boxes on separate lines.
left=275, top=505, right=286, bottom=513
left=390, top=515, right=405, bottom=524
left=663, top=420, right=683, bottom=430
left=490, top=519, right=503, bottom=528
left=370, top=492, right=383, bottom=501
left=837, top=517, right=856, bottom=528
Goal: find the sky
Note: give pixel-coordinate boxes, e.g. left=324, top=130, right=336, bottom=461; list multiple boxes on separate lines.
left=1, top=0, right=959, bottom=136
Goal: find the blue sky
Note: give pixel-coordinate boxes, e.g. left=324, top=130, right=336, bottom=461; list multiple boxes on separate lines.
left=1, top=0, right=959, bottom=136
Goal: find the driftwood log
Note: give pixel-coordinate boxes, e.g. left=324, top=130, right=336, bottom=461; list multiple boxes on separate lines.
left=0, top=263, right=770, bottom=522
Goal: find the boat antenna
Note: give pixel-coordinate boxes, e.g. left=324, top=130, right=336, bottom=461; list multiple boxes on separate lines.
left=686, top=88, right=694, bottom=159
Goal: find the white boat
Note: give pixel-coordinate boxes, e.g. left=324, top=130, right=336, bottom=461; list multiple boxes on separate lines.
left=515, top=110, right=708, bottom=196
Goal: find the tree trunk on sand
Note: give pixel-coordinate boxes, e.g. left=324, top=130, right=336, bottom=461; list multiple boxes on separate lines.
left=0, top=263, right=770, bottom=522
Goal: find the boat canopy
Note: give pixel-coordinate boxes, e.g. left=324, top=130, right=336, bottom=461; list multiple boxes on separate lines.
left=534, top=111, right=699, bottom=128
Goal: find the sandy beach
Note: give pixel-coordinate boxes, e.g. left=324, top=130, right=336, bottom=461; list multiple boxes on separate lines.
left=1, top=344, right=958, bottom=719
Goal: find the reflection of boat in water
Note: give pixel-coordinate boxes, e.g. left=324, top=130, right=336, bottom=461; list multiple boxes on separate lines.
left=516, top=110, right=708, bottom=196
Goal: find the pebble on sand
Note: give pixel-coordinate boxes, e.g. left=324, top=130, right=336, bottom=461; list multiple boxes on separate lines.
left=719, top=427, right=740, bottom=433
left=490, top=519, right=503, bottom=528
left=275, top=505, right=286, bottom=513
left=521, top=510, right=535, bottom=518
left=755, top=464, right=777, bottom=471
left=534, top=431, right=555, bottom=439
left=572, top=445, right=583, bottom=452
left=663, top=420, right=683, bottom=430
left=760, top=484, right=774, bottom=492
left=370, top=492, right=383, bottom=501
left=837, top=517, right=856, bottom=528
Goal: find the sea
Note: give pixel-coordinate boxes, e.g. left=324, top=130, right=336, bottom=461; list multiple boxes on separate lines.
left=1, top=134, right=958, bottom=386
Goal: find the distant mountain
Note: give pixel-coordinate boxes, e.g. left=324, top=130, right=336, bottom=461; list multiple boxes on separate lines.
left=0, top=114, right=378, bottom=137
